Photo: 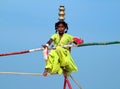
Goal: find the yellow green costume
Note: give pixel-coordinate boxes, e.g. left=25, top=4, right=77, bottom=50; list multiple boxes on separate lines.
left=45, top=33, right=78, bottom=74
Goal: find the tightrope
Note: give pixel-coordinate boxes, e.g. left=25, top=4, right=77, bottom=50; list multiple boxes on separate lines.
left=70, top=75, right=82, bottom=89
left=0, top=72, right=44, bottom=76
left=0, top=72, right=53, bottom=76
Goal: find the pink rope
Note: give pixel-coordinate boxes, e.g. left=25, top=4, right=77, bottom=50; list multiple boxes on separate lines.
left=63, top=75, right=72, bottom=89
left=63, top=76, right=67, bottom=89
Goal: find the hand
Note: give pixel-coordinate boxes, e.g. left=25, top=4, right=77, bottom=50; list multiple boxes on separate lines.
left=42, top=44, right=49, bottom=48
left=42, top=45, right=48, bottom=48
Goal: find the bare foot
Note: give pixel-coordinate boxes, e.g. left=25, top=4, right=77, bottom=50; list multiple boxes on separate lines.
left=63, top=69, right=68, bottom=76
left=43, top=68, right=49, bottom=76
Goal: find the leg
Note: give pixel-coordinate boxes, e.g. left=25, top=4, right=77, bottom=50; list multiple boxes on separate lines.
left=43, top=68, right=49, bottom=76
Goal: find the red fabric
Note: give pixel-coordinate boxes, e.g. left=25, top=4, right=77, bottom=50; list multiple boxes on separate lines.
left=73, top=37, right=84, bottom=45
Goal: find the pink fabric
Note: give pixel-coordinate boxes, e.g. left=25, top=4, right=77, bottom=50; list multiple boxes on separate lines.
left=73, top=37, right=83, bottom=45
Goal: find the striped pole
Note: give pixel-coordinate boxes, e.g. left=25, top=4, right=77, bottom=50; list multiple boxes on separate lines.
left=77, top=41, right=120, bottom=47
left=0, top=48, right=44, bottom=56
left=0, top=41, right=120, bottom=57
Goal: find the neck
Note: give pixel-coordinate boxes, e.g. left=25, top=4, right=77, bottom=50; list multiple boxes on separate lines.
left=59, top=33, right=64, bottom=36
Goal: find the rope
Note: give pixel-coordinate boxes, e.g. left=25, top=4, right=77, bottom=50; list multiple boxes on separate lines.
left=63, top=75, right=72, bottom=89
left=63, top=76, right=67, bottom=89
left=70, top=75, right=82, bottom=89
left=0, top=72, right=82, bottom=88
left=0, top=72, right=53, bottom=76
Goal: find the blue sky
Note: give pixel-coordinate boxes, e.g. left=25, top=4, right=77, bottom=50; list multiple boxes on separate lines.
left=0, top=0, right=120, bottom=89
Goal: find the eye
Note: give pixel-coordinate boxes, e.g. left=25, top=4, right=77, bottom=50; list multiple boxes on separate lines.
left=58, top=26, right=64, bottom=28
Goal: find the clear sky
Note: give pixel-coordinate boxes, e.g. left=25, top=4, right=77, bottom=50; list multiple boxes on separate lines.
left=0, top=0, right=120, bottom=89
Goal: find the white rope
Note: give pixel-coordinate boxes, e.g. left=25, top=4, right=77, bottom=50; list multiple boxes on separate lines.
left=0, top=72, right=82, bottom=89
left=0, top=72, right=52, bottom=76
left=70, top=75, right=82, bottom=89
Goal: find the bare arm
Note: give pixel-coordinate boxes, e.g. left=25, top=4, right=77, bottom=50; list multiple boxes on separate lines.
left=69, top=47, right=71, bottom=52
left=46, top=38, right=53, bottom=45
left=42, top=38, right=53, bottom=48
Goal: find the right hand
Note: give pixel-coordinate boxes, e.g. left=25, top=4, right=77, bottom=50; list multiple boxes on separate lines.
left=42, top=45, right=48, bottom=48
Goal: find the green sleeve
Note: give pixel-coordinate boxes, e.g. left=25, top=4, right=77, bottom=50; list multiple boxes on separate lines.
left=50, top=34, right=56, bottom=40
left=68, top=34, right=74, bottom=43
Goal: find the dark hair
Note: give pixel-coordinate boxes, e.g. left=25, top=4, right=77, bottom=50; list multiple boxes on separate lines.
left=55, top=21, right=68, bottom=33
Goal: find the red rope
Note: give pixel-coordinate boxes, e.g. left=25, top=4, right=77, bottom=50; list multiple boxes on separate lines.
left=63, top=76, right=67, bottom=89
left=63, top=75, right=72, bottom=89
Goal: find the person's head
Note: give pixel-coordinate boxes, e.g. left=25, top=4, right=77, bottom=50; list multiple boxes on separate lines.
left=55, top=21, right=68, bottom=33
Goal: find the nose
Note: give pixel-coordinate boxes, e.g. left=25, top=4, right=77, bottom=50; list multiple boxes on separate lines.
left=58, top=26, right=64, bottom=28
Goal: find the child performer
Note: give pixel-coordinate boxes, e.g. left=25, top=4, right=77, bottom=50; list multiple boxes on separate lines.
left=42, top=21, right=83, bottom=76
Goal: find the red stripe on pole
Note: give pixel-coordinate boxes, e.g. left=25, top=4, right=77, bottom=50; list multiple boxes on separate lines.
left=0, top=50, right=29, bottom=56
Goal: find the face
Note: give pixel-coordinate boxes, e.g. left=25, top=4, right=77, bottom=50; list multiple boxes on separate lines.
left=57, top=23, right=66, bottom=34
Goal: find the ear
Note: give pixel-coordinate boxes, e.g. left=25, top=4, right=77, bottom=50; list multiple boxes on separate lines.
left=73, top=37, right=84, bottom=45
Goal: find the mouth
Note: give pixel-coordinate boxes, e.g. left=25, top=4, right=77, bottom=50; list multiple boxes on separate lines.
left=57, top=29, right=64, bottom=33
